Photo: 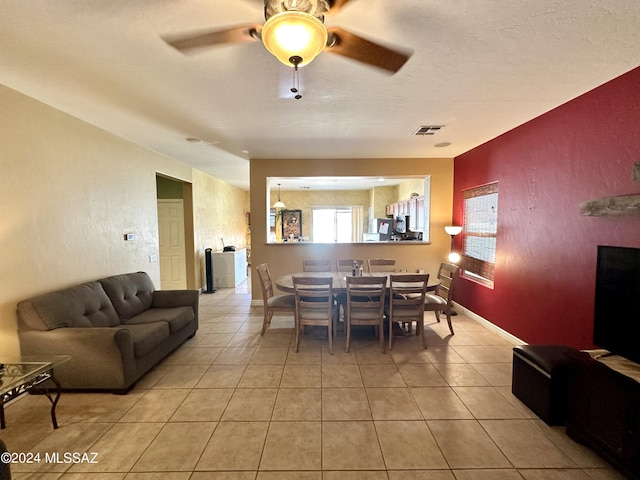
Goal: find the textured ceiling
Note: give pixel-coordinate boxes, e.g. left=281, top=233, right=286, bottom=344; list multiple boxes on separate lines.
left=1, top=0, right=639, bottom=189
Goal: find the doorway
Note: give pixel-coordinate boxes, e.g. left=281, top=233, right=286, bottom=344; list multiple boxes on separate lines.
left=157, top=199, right=187, bottom=289
left=156, top=175, right=195, bottom=290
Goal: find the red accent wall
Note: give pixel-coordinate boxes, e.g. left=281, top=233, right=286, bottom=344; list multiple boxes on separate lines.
left=453, top=66, right=640, bottom=348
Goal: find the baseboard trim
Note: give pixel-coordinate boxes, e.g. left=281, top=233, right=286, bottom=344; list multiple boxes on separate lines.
left=454, top=302, right=526, bottom=346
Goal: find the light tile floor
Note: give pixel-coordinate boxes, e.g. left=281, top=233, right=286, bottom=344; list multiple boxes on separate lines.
left=0, top=276, right=628, bottom=479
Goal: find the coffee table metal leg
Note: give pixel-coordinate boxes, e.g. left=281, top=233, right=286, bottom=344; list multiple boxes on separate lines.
left=41, top=373, right=63, bottom=429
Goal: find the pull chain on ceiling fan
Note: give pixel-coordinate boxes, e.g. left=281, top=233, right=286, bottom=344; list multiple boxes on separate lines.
left=162, top=0, right=412, bottom=74
left=290, top=55, right=303, bottom=99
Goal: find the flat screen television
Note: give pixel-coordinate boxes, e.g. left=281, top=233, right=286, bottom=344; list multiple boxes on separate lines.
left=593, top=245, right=640, bottom=364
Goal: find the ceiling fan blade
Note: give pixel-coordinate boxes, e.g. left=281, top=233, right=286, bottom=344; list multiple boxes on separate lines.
left=326, top=0, right=354, bottom=14
left=325, top=27, right=411, bottom=74
left=163, top=24, right=262, bottom=55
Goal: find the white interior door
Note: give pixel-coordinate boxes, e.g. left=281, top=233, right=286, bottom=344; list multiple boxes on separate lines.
left=157, top=199, right=187, bottom=290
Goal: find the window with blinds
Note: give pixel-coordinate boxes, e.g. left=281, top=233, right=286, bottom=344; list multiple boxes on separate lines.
left=461, top=182, right=498, bottom=287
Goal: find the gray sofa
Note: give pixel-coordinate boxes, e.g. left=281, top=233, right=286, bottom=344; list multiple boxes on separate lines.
left=17, top=271, right=198, bottom=392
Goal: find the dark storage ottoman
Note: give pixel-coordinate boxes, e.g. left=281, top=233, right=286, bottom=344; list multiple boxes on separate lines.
left=512, top=344, right=579, bottom=426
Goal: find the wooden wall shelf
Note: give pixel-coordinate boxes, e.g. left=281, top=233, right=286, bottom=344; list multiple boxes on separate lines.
left=579, top=194, right=640, bottom=216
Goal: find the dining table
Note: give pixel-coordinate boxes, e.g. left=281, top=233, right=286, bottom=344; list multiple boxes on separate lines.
left=274, top=272, right=438, bottom=294
left=275, top=272, right=439, bottom=340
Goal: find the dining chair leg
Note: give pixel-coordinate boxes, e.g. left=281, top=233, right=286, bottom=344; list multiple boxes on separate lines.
left=294, top=318, right=300, bottom=353
left=388, top=320, right=394, bottom=351
left=261, top=311, right=273, bottom=335
left=419, top=319, right=428, bottom=349
left=261, top=315, right=267, bottom=335
left=328, top=319, right=333, bottom=355
left=345, top=320, right=351, bottom=353
left=379, top=324, right=385, bottom=354
left=445, top=310, right=455, bottom=335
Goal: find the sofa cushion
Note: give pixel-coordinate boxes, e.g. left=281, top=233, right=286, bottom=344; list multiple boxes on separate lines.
left=100, top=272, right=155, bottom=320
left=17, top=281, right=120, bottom=330
left=123, top=322, right=170, bottom=358
left=123, top=307, right=195, bottom=333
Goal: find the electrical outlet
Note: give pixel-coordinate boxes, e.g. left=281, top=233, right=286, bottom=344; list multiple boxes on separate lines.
left=149, top=255, right=158, bottom=263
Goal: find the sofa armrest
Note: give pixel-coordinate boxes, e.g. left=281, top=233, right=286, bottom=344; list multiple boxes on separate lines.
left=152, top=289, right=199, bottom=311
left=19, top=327, right=136, bottom=389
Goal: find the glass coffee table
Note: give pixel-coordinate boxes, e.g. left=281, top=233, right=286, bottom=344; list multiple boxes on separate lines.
left=0, top=355, right=70, bottom=429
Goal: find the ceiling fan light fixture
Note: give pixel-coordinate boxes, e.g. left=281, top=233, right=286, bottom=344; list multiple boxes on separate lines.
left=261, top=11, right=327, bottom=67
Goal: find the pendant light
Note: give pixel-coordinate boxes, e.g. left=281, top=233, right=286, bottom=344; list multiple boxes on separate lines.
left=273, top=183, right=286, bottom=209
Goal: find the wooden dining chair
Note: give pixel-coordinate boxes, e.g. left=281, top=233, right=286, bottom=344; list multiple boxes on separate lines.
left=256, top=263, right=295, bottom=335
left=367, top=258, right=396, bottom=273
left=293, top=276, right=337, bottom=354
left=387, top=273, right=430, bottom=350
left=335, top=259, right=365, bottom=325
left=337, top=259, right=365, bottom=273
left=423, top=263, right=460, bottom=335
left=345, top=276, right=387, bottom=354
left=302, top=259, right=333, bottom=272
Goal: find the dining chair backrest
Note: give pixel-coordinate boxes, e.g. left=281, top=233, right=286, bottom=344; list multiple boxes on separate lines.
left=345, top=275, right=387, bottom=353
left=388, top=273, right=430, bottom=350
left=337, top=259, right=365, bottom=273
left=256, top=263, right=275, bottom=300
left=293, top=276, right=334, bottom=314
left=346, top=275, right=387, bottom=312
left=293, top=275, right=336, bottom=353
left=256, top=263, right=295, bottom=335
left=424, top=262, right=460, bottom=335
left=434, top=263, right=459, bottom=303
left=302, top=259, right=333, bottom=272
left=367, top=258, right=396, bottom=273
left=389, top=274, right=430, bottom=311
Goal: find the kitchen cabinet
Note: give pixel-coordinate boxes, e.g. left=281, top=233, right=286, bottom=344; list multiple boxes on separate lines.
left=408, top=198, right=417, bottom=229
left=385, top=204, right=393, bottom=216
left=416, top=196, right=425, bottom=230
left=386, top=195, right=425, bottom=231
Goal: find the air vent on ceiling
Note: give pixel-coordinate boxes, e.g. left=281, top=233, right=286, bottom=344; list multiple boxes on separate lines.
left=413, top=125, right=444, bottom=136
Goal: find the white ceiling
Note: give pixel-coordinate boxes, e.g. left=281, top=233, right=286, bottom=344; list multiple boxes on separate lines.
left=1, top=1, right=639, bottom=190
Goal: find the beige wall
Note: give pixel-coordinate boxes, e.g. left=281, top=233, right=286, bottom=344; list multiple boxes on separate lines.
left=0, top=84, right=248, bottom=355
left=398, top=178, right=425, bottom=200
left=192, top=169, right=250, bottom=287
left=372, top=185, right=398, bottom=219
left=250, top=158, right=454, bottom=300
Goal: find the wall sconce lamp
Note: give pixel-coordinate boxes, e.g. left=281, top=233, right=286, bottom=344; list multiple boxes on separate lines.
left=272, top=183, right=286, bottom=209
left=444, top=225, right=462, bottom=264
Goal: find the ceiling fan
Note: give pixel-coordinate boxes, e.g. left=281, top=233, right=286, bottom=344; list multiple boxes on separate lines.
left=162, top=0, right=412, bottom=74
